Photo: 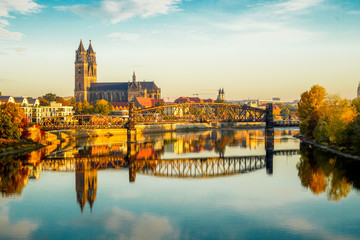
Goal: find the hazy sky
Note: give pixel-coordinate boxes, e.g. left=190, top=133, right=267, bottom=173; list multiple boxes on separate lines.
left=1, top=0, right=360, bottom=101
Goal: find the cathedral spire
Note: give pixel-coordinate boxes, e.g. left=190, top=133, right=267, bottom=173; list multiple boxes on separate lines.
left=87, top=40, right=94, bottom=54
left=132, top=71, right=136, bottom=82
left=77, top=39, right=86, bottom=52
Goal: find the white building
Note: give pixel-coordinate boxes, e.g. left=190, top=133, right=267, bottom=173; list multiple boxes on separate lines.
left=42, top=102, right=73, bottom=117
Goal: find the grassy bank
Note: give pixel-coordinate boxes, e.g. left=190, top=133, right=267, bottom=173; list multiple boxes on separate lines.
left=0, top=139, right=44, bottom=157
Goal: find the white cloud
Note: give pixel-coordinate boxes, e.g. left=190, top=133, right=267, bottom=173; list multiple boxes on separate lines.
left=56, top=0, right=182, bottom=24
left=0, top=206, right=39, bottom=239
left=0, top=28, right=23, bottom=40
left=0, top=0, right=43, bottom=41
left=103, top=208, right=179, bottom=240
left=107, top=32, right=140, bottom=41
left=273, top=0, right=325, bottom=14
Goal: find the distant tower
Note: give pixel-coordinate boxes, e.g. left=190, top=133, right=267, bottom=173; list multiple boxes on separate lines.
left=74, top=40, right=97, bottom=102
left=358, top=82, right=360, bottom=98
left=217, top=88, right=225, bottom=102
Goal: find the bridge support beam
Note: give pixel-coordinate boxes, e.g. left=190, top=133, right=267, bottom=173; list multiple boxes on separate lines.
left=265, top=103, right=274, bottom=128
left=265, top=127, right=274, bottom=175
left=127, top=102, right=136, bottom=143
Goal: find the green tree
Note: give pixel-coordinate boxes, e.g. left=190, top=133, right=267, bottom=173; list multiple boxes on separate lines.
left=93, top=99, right=113, bottom=115
left=0, top=103, right=27, bottom=140
left=351, top=98, right=360, bottom=113
left=280, top=108, right=290, bottom=120
left=39, top=97, right=50, bottom=106
left=297, top=85, right=327, bottom=138
left=43, top=93, right=57, bottom=102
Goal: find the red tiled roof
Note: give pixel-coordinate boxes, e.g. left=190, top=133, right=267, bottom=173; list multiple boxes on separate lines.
left=135, top=97, right=164, bottom=107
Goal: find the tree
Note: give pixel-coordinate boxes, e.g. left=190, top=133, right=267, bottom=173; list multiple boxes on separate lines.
left=0, top=103, right=27, bottom=140
left=155, top=100, right=165, bottom=107
left=43, top=93, right=57, bottom=102
left=93, top=99, right=113, bottom=115
left=314, top=95, right=356, bottom=146
left=75, top=101, right=93, bottom=114
left=297, top=85, right=327, bottom=138
left=280, top=108, right=290, bottom=120
left=39, top=97, right=50, bottom=106
left=351, top=98, right=360, bottom=113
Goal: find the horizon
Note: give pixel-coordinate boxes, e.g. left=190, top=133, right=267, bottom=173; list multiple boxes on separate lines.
left=0, top=0, right=360, bottom=101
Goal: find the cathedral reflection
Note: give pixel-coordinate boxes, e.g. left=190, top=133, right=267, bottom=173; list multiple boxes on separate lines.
left=75, top=162, right=97, bottom=213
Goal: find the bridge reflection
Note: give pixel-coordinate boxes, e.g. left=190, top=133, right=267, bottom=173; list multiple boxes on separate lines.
left=1, top=128, right=302, bottom=213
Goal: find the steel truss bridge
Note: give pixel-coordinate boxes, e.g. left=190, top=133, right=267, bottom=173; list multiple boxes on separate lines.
left=134, top=103, right=266, bottom=124
left=39, top=103, right=299, bottom=130
left=39, top=149, right=298, bottom=179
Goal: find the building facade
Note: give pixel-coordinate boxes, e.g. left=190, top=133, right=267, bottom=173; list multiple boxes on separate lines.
left=74, top=40, right=161, bottom=103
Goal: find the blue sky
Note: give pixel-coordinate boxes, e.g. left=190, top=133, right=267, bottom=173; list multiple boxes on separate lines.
left=1, top=0, right=360, bottom=100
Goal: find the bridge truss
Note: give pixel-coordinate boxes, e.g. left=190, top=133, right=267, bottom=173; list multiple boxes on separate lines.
left=39, top=115, right=128, bottom=130
left=132, top=156, right=266, bottom=178
left=134, top=103, right=267, bottom=123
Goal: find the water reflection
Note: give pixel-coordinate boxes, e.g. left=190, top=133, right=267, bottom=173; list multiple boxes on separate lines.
left=0, top=129, right=302, bottom=214
left=297, top=143, right=360, bottom=201
left=2, top=129, right=360, bottom=239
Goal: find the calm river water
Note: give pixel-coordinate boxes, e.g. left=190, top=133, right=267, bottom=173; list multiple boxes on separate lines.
left=1, top=129, right=360, bottom=240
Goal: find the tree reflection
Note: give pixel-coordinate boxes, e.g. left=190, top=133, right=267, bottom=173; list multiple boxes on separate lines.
left=0, top=158, right=29, bottom=197
left=297, top=144, right=358, bottom=201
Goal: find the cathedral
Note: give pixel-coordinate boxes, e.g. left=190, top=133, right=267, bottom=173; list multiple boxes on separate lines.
left=74, top=40, right=161, bottom=103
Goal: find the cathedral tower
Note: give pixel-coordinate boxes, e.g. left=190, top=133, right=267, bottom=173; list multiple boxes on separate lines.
left=217, top=88, right=225, bottom=102
left=74, top=40, right=97, bottom=102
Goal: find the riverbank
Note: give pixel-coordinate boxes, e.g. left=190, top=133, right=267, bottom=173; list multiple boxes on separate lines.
left=294, top=135, right=360, bottom=161
left=0, top=139, right=45, bottom=157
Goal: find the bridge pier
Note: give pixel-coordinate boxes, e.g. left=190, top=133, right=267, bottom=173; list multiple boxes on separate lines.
left=265, top=127, right=274, bottom=175
left=126, top=141, right=137, bottom=183
left=127, top=102, right=137, bottom=143
left=265, top=103, right=274, bottom=128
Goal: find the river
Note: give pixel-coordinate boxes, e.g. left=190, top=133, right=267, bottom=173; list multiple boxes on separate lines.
left=0, top=128, right=360, bottom=240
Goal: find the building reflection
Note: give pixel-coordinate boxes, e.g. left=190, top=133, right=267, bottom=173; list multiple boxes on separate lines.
left=75, top=162, right=97, bottom=213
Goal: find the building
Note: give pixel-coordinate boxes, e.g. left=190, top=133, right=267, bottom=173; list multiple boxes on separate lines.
left=217, top=88, right=225, bottom=102
left=174, top=97, right=214, bottom=104
left=0, top=96, right=15, bottom=104
left=358, top=82, right=360, bottom=98
left=0, top=96, right=42, bottom=123
left=42, top=102, right=73, bottom=117
left=74, top=40, right=161, bottom=103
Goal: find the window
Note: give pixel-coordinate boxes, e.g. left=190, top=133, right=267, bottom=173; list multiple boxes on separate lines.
left=78, top=67, right=81, bottom=74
